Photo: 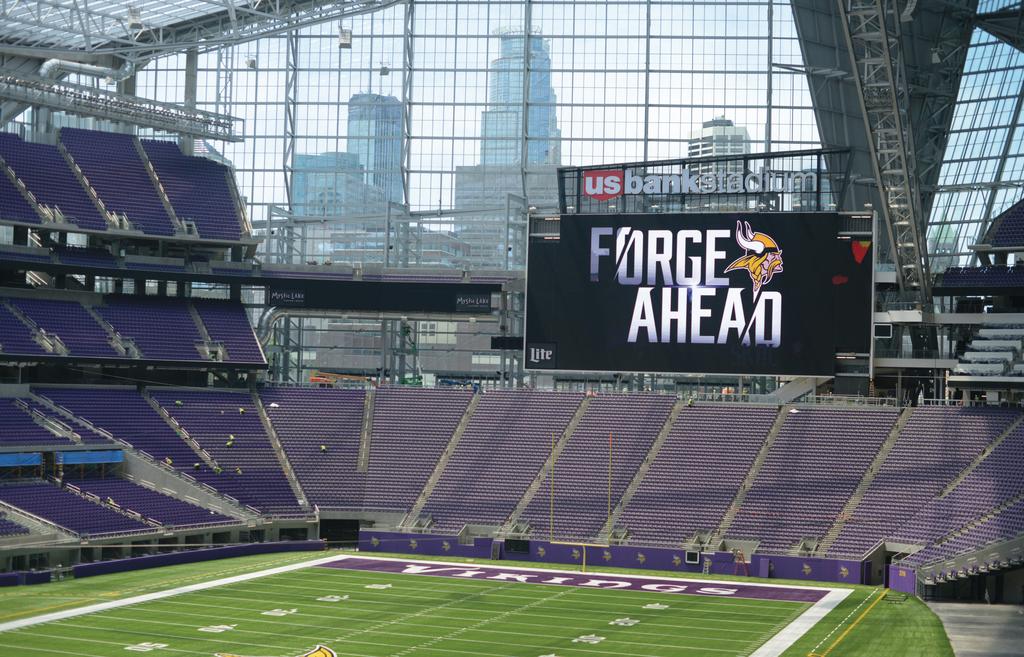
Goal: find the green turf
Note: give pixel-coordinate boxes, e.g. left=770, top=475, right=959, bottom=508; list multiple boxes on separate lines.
left=0, top=551, right=954, bottom=657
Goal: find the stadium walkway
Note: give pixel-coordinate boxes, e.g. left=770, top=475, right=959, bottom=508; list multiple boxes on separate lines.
left=928, top=601, right=1024, bottom=657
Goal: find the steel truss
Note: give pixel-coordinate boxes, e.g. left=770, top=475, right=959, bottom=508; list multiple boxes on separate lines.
left=837, top=0, right=930, bottom=298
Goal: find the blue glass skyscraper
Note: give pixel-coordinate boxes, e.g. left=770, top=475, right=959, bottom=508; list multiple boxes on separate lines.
left=480, top=29, right=561, bottom=167
left=348, top=93, right=403, bottom=203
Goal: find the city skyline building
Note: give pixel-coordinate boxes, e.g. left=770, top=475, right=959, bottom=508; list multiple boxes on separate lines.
left=456, top=29, right=562, bottom=270
left=348, top=92, right=403, bottom=204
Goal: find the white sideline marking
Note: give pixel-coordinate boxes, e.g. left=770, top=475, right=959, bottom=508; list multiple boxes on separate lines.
left=0, top=554, right=343, bottom=634
left=749, top=588, right=852, bottom=657
left=0, top=552, right=854, bottom=657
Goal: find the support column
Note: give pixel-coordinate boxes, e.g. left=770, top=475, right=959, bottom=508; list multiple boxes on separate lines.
left=182, top=48, right=199, bottom=156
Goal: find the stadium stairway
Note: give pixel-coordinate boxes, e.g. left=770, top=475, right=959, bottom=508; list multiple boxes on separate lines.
left=0, top=158, right=46, bottom=222
left=0, top=498, right=77, bottom=547
left=187, top=304, right=220, bottom=359
left=938, top=413, right=1024, bottom=499
left=709, top=404, right=790, bottom=545
left=357, top=388, right=375, bottom=473
left=132, top=137, right=184, bottom=233
left=252, top=391, right=310, bottom=509
left=54, top=136, right=120, bottom=230
left=82, top=304, right=142, bottom=358
left=600, top=398, right=687, bottom=542
left=62, top=479, right=163, bottom=529
left=499, top=396, right=592, bottom=536
left=815, top=406, right=915, bottom=556
left=401, top=391, right=482, bottom=529
left=143, top=390, right=222, bottom=472
left=26, top=390, right=257, bottom=521
left=2, top=300, right=68, bottom=355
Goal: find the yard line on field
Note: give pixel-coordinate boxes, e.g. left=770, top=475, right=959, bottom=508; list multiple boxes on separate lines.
left=0, top=554, right=346, bottom=633
left=0, top=635, right=382, bottom=657
left=143, top=589, right=788, bottom=635
left=187, top=582, right=793, bottom=620
left=91, top=601, right=769, bottom=640
left=194, top=576, right=799, bottom=617
left=748, top=588, right=852, bottom=657
left=0, top=642, right=119, bottom=657
left=64, top=607, right=750, bottom=655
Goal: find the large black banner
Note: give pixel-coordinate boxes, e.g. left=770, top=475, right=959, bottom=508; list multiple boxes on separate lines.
left=525, top=212, right=869, bottom=376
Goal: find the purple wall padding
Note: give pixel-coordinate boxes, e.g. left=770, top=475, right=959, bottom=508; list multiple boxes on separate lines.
left=20, top=571, right=53, bottom=585
left=888, top=564, right=917, bottom=594
left=360, top=531, right=872, bottom=585
left=359, top=531, right=493, bottom=558
left=72, top=540, right=326, bottom=579
left=0, top=572, right=20, bottom=586
left=751, top=554, right=867, bottom=585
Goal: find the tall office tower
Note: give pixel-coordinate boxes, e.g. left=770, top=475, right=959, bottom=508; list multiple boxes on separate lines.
left=688, top=116, right=751, bottom=172
left=686, top=116, right=752, bottom=211
left=348, top=93, right=403, bottom=203
left=480, top=28, right=561, bottom=167
left=456, top=29, right=562, bottom=270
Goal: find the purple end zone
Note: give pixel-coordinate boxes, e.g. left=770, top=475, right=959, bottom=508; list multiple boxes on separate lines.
left=318, top=556, right=828, bottom=603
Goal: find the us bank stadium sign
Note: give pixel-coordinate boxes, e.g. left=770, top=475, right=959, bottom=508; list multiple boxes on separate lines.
left=557, top=148, right=850, bottom=215
left=581, top=167, right=816, bottom=200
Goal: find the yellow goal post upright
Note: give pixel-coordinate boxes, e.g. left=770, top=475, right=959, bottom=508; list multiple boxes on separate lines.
left=550, top=540, right=612, bottom=573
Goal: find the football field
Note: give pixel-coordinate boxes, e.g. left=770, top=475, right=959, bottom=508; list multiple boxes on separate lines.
left=0, top=555, right=850, bottom=657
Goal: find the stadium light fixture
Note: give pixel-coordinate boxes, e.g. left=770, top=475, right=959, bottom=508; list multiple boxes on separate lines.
left=339, top=27, right=353, bottom=49
left=245, top=57, right=257, bottom=70
left=127, top=5, right=143, bottom=30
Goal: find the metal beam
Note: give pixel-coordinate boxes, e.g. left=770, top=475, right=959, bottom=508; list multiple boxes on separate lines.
left=976, top=8, right=1024, bottom=54
left=836, top=0, right=930, bottom=298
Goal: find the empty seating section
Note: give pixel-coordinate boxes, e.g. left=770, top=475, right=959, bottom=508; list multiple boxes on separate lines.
left=98, top=297, right=202, bottom=361
left=35, top=387, right=198, bottom=464
left=0, top=163, right=39, bottom=223
left=65, top=477, right=236, bottom=528
left=990, top=198, right=1024, bottom=247
left=829, top=407, right=1019, bottom=557
left=152, top=390, right=299, bottom=513
left=10, top=297, right=118, bottom=358
left=194, top=301, right=265, bottom=364
left=59, top=128, right=175, bottom=236
left=0, top=305, right=45, bottom=355
left=142, top=139, right=243, bottom=240
left=365, top=387, right=473, bottom=511
left=261, top=387, right=366, bottom=508
left=2, top=385, right=1023, bottom=567
left=54, top=245, right=117, bottom=268
left=619, top=404, right=778, bottom=547
left=905, top=498, right=1024, bottom=567
left=892, top=425, right=1024, bottom=547
left=0, top=294, right=263, bottom=364
left=942, top=265, right=1024, bottom=288
left=0, top=133, right=107, bottom=230
left=521, top=394, right=677, bottom=541
left=421, top=390, right=584, bottom=533
left=0, top=398, right=74, bottom=446
left=0, top=512, right=29, bottom=536
left=0, top=481, right=150, bottom=535
left=728, top=407, right=899, bottom=552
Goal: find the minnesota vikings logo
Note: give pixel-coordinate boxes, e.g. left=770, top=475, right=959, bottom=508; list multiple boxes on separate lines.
left=672, top=554, right=682, bottom=567
left=636, top=553, right=646, bottom=565
left=839, top=566, right=850, bottom=579
left=571, top=548, right=581, bottom=561
left=216, top=646, right=335, bottom=657
left=441, top=540, right=451, bottom=552
left=725, top=221, right=783, bottom=296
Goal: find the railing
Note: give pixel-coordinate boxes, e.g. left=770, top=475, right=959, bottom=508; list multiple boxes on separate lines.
left=803, top=395, right=899, bottom=407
